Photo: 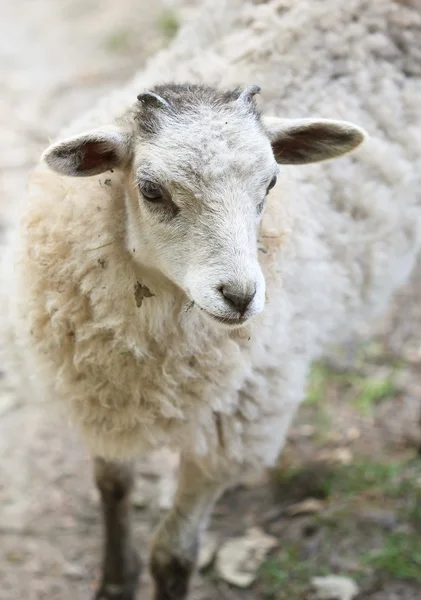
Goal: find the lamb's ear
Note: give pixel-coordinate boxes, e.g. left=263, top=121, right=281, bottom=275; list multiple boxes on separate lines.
left=42, top=128, right=132, bottom=176
left=262, top=117, right=366, bottom=164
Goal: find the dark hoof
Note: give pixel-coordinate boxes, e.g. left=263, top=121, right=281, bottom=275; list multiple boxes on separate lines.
left=150, top=550, right=194, bottom=600
left=94, top=551, right=142, bottom=600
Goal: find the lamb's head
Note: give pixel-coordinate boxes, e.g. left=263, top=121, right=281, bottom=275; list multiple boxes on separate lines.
left=42, top=84, right=366, bottom=329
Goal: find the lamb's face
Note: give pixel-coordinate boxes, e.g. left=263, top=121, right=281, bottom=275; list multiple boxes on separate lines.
left=42, top=84, right=366, bottom=329
left=127, top=99, right=276, bottom=328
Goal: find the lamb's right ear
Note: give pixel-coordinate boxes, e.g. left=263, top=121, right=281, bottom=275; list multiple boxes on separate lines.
left=42, top=128, right=132, bottom=177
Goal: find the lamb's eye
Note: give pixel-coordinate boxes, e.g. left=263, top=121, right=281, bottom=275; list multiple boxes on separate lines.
left=139, top=181, right=163, bottom=202
left=267, top=175, right=277, bottom=193
left=138, top=180, right=179, bottom=220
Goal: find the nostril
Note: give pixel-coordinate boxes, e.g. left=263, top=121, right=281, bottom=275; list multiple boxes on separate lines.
left=220, top=285, right=257, bottom=316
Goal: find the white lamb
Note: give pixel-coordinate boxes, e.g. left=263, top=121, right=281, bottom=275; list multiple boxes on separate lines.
left=1, top=0, right=421, bottom=599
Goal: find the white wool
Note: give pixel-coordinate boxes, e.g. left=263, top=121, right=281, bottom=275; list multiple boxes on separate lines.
left=1, top=0, right=420, bottom=473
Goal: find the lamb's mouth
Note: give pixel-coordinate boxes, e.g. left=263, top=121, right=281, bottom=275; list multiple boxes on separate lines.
left=202, top=310, right=249, bottom=328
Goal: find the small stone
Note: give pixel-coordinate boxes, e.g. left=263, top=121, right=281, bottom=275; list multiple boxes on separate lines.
left=312, top=575, right=359, bottom=600
left=333, top=448, right=353, bottom=465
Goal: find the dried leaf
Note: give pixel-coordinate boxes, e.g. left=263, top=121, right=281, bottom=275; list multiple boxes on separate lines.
left=286, top=498, right=324, bottom=517
left=134, top=281, right=154, bottom=308
left=216, top=527, right=277, bottom=587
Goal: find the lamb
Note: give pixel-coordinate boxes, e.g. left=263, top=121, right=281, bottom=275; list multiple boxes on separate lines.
left=1, top=0, right=421, bottom=599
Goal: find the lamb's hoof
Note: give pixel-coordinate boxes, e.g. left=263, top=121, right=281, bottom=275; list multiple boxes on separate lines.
left=150, top=550, right=194, bottom=600
left=94, top=551, right=141, bottom=600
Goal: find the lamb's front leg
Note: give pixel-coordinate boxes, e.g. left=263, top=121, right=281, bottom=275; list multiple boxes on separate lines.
left=150, top=455, right=231, bottom=600
left=94, top=457, right=142, bottom=600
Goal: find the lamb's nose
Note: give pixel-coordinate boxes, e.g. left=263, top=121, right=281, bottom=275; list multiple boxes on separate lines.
left=219, top=284, right=257, bottom=315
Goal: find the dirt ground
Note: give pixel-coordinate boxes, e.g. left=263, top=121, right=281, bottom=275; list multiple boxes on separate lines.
left=1, top=2, right=421, bottom=599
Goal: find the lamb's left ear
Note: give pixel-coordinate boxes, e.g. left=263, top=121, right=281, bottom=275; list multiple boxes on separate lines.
left=262, top=117, right=366, bottom=164
left=42, top=128, right=132, bottom=177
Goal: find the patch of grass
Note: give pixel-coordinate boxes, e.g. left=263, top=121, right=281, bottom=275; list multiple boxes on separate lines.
left=272, top=462, right=335, bottom=501
left=364, top=532, right=421, bottom=581
left=261, top=558, right=289, bottom=587
left=267, top=454, right=421, bottom=596
left=305, top=363, right=333, bottom=405
left=313, top=410, right=334, bottom=443
left=304, top=363, right=335, bottom=440
left=305, top=360, right=399, bottom=416
left=275, top=457, right=410, bottom=501
left=156, top=10, right=180, bottom=40
left=321, top=459, right=402, bottom=498
left=103, top=28, right=133, bottom=53
left=396, top=475, right=421, bottom=531
left=263, top=457, right=421, bottom=597
left=260, top=530, right=421, bottom=599
left=353, top=377, right=397, bottom=416
left=409, top=491, right=421, bottom=531
left=260, top=545, right=328, bottom=600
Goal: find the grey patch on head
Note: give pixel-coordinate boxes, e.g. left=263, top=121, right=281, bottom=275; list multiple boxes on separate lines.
left=98, top=258, right=107, bottom=269
left=103, top=179, right=112, bottom=186
left=134, top=281, right=155, bottom=308
left=137, top=91, right=170, bottom=109
left=133, top=83, right=262, bottom=136
left=237, top=84, right=261, bottom=104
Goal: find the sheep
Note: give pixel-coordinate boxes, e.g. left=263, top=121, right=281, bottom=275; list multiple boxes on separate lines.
left=1, top=0, right=421, bottom=599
